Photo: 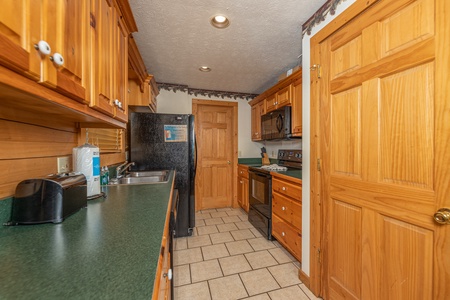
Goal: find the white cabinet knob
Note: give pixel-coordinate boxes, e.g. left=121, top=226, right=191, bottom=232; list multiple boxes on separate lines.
left=50, top=53, right=64, bottom=66
left=34, top=40, right=51, bottom=55
left=282, top=206, right=286, bottom=211
left=282, top=232, right=285, bottom=237
left=282, top=187, right=286, bottom=191
left=163, top=268, right=173, bottom=280
left=114, top=99, right=120, bottom=106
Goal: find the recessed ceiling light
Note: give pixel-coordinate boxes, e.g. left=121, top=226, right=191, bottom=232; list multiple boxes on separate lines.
left=210, top=15, right=230, bottom=29
left=199, top=66, right=211, bottom=72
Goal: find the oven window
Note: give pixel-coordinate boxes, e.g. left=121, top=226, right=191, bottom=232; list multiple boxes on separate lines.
left=251, top=179, right=266, bottom=203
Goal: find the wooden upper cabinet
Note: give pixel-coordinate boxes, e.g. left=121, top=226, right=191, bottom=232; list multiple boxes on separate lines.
left=265, top=93, right=277, bottom=112
left=276, top=85, right=292, bottom=107
left=291, top=75, right=302, bottom=137
left=113, top=12, right=128, bottom=122
left=251, top=99, right=266, bottom=141
left=0, top=1, right=40, bottom=79
left=89, top=0, right=132, bottom=122
left=0, top=0, right=88, bottom=102
left=40, top=0, right=88, bottom=103
left=89, top=0, right=115, bottom=117
left=266, top=84, right=293, bottom=113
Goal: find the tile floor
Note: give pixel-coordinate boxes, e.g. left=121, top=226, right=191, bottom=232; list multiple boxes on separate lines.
left=173, top=207, right=321, bottom=300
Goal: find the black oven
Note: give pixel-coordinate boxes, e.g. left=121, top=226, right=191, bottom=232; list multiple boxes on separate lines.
left=248, top=169, right=272, bottom=239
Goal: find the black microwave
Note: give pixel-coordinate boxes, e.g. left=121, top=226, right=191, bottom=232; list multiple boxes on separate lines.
left=261, top=106, right=292, bottom=140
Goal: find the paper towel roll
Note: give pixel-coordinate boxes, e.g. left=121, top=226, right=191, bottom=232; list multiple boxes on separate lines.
left=73, top=143, right=100, bottom=197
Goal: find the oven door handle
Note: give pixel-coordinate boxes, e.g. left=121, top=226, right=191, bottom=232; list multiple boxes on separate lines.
left=250, top=171, right=271, bottom=179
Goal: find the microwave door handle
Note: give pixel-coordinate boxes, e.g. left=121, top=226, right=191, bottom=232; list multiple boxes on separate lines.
left=276, top=114, right=283, bottom=132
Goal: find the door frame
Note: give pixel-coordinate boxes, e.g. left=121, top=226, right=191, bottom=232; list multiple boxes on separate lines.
left=192, top=99, right=239, bottom=211
left=309, top=0, right=382, bottom=296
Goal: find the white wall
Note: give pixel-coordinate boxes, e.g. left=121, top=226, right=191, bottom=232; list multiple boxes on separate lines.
left=301, top=0, right=356, bottom=276
left=157, top=89, right=263, bottom=158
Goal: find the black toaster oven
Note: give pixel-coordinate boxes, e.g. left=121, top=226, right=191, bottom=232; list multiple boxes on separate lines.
left=7, top=173, right=87, bottom=225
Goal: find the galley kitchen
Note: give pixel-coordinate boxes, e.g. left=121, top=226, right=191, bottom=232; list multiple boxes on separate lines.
left=0, top=0, right=449, bottom=299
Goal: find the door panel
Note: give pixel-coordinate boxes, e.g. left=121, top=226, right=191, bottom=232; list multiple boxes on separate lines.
left=194, top=102, right=236, bottom=210
left=311, top=0, right=449, bottom=298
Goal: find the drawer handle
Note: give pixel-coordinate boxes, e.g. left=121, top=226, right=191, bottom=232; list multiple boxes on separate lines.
left=163, top=268, right=173, bottom=280
left=282, top=232, right=285, bottom=237
left=282, top=187, right=286, bottom=191
left=282, top=206, right=286, bottom=211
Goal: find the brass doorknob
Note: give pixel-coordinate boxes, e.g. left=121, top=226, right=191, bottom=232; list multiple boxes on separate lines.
left=227, top=161, right=231, bottom=164
left=434, top=208, right=450, bottom=225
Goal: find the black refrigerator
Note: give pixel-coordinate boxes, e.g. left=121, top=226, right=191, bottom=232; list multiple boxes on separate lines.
left=128, top=112, right=195, bottom=237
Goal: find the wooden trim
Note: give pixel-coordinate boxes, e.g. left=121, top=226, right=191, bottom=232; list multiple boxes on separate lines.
left=192, top=99, right=239, bottom=210
left=128, top=36, right=148, bottom=84
left=310, top=0, right=380, bottom=45
left=0, top=66, right=126, bottom=129
left=298, top=268, right=311, bottom=288
left=114, top=0, right=138, bottom=33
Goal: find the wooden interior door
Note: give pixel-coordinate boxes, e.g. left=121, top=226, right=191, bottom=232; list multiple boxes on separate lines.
left=311, top=0, right=450, bottom=298
left=193, top=100, right=237, bottom=210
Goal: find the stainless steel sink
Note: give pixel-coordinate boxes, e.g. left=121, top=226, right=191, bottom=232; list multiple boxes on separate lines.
left=109, top=170, right=170, bottom=185
left=127, top=170, right=169, bottom=178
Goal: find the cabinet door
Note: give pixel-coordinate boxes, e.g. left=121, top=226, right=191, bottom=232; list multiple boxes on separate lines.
left=242, top=177, right=249, bottom=212
left=265, top=93, right=277, bottom=112
left=0, top=0, right=40, bottom=79
left=41, top=0, right=88, bottom=103
left=291, top=76, right=302, bottom=136
left=113, top=13, right=128, bottom=122
left=251, top=104, right=261, bottom=140
left=276, top=84, right=292, bottom=107
left=89, top=0, right=114, bottom=116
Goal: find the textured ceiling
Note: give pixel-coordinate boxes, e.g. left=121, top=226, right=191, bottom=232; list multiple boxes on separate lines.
left=129, top=0, right=326, bottom=94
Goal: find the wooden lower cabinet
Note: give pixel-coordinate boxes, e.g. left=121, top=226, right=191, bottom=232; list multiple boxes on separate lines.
left=271, top=175, right=302, bottom=262
left=153, top=189, right=173, bottom=300
left=237, top=164, right=249, bottom=212
left=272, top=214, right=302, bottom=261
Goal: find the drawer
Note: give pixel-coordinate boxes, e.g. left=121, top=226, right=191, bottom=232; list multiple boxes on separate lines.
left=290, top=199, right=302, bottom=232
left=237, top=165, right=249, bottom=179
left=272, top=192, right=302, bottom=232
left=272, top=177, right=302, bottom=200
left=272, top=214, right=302, bottom=262
left=272, top=192, right=291, bottom=221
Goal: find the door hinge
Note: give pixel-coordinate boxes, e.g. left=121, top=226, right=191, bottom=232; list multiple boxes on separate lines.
left=317, top=158, right=321, bottom=171
left=310, top=64, right=322, bottom=78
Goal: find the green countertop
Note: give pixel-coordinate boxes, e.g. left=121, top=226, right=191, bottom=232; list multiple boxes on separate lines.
left=238, top=159, right=302, bottom=180
left=0, top=171, right=175, bottom=300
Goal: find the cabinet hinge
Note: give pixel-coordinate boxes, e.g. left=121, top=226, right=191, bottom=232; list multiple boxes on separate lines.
left=310, top=64, right=322, bottom=78
left=317, top=158, right=321, bottom=171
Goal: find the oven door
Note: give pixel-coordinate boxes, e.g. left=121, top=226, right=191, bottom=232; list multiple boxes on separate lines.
left=248, top=170, right=272, bottom=218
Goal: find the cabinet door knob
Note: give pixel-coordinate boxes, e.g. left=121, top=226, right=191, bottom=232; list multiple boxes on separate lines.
left=282, top=206, right=286, bottom=211
left=34, top=40, right=51, bottom=55
left=282, top=232, right=285, bottom=237
left=282, top=187, right=286, bottom=191
left=163, top=268, right=173, bottom=280
left=50, top=53, right=64, bottom=66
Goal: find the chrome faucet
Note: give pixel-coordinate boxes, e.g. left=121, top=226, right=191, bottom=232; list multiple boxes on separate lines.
left=116, top=161, right=135, bottom=178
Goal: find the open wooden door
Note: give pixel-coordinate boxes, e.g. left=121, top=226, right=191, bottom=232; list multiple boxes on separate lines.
left=310, top=0, right=450, bottom=298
